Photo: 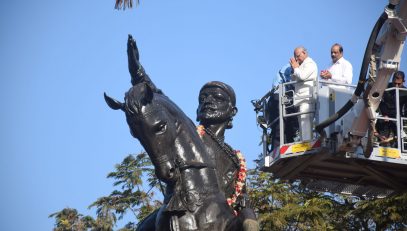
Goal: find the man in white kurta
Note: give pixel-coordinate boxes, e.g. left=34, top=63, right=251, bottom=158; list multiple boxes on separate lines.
left=320, top=43, right=353, bottom=85
left=290, top=46, right=318, bottom=141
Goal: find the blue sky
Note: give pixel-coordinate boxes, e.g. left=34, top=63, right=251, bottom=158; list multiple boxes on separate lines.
left=1, top=0, right=406, bottom=230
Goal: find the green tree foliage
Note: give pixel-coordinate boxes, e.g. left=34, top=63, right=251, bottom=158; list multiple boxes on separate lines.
left=49, top=208, right=94, bottom=231
left=50, top=152, right=162, bottom=231
left=89, top=153, right=162, bottom=224
left=246, top=166, right=407, bottom=230
left=247, top=168, right=337, bottom=230
left=347, top=192, right=407, bottom=230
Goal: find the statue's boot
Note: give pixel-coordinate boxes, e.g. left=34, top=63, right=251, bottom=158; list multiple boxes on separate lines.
left=240, top=208, right=259, bottom=231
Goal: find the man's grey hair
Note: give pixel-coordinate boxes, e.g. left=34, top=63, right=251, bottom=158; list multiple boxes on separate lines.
left=294, top=46, right=308, bottom=54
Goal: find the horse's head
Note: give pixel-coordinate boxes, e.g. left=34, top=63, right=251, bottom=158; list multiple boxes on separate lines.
left=104, top=84, right=180, bottom=184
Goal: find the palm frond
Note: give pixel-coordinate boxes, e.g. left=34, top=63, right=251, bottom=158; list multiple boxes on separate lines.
left=115, top=0, right=139, bottom=10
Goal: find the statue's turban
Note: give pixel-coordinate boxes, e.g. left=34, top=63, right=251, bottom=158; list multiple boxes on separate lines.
left=200, top=81, right=236, bottom=106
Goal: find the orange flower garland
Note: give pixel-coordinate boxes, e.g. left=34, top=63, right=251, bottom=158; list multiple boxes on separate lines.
left=227, top=150, right=246, bottom=207
left=196, top=125, right=247, bottom=209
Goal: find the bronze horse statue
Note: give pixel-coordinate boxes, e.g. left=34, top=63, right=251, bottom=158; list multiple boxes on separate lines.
left=104, top=83, right=243, bottom=230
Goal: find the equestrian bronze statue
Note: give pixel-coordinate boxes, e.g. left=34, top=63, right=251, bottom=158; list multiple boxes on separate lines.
left=104, top=35, right=258, bottom=231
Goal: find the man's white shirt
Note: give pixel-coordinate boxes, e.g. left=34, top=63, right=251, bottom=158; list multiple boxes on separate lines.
left=327, top=57, right=353, bottom=85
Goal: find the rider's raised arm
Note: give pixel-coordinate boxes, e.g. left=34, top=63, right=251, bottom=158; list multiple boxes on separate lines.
left=127, top=34, right=163, bottom=94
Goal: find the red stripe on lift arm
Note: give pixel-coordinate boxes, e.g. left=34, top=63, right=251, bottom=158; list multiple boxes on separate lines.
left=280, top=145, right=289, bottom=154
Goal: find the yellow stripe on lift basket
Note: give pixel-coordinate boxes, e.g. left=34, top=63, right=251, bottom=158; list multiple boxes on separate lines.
left=377, top=147, right=401, bottom=159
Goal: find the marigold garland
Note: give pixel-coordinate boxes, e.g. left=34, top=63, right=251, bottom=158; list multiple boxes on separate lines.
left=196, top=125, right=247, bottom=209
left=227, top=150, right=247, bottom=207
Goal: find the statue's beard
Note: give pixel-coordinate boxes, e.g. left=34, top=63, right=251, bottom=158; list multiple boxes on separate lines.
left=198, top=108, right=231, bottom=124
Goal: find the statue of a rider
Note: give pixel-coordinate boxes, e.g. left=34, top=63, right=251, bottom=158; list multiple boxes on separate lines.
left=127, top=35, right=258, bottom=231
left=196, top=82, right=258, bottom=230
